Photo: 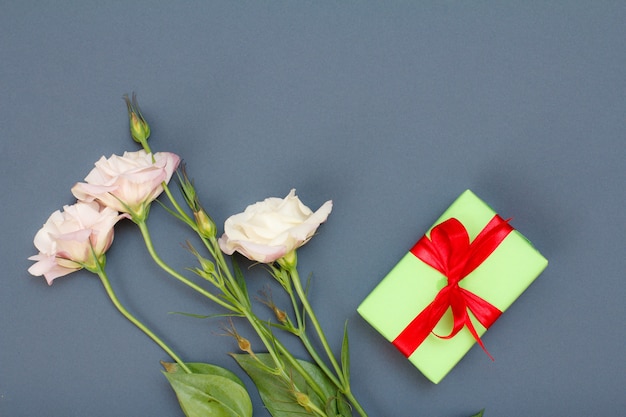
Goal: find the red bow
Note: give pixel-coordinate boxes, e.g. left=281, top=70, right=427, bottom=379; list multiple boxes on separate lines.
left=392, top=215, right=513, bottom=360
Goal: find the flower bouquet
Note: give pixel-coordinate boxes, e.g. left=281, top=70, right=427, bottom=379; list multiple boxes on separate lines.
left=28, top=94, right=484, bottom=417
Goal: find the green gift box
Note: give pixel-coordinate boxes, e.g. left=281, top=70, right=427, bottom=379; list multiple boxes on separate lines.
left=357, top=190, right=548, bottom=384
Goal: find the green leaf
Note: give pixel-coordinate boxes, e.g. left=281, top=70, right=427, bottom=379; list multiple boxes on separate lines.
left=232, top=353, right=352, bottom=417
left=168, top=311, right=237, bottom=320
left=231, top=256, right=249, bottom=303
left=470, top=409, right=485, bottom=417
left=325, top=390, right=353, bottom=417
left=171, top=362, right=247, bottom=388
left=162, top=362, right=253, bottom=417
left=340, top=320, right=350, bottom=383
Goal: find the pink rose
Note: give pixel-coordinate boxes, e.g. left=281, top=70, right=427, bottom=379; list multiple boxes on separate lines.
left=28, top=202, right=125, bottom=285
left=218, top=189, right=333, bottom=263
left=71, top=150, right=180, bottom=217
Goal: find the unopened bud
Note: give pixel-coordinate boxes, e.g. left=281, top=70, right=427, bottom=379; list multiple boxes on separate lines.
left=237, top=335, right=252, bottom=353
left=194, top=209, right=216, bottom=238
left=277, top=250, right=297, bottom=269
left=192, top=267, right=211, bottom=280
left=196, top=253, right=216, bottom=274
left=123, top=93, right=151, bottom=144
left=273, top=306, right=288, bottom=324
left=294, top=391, right=313, bottom=412
left=223, top=319, right=256, bottom=357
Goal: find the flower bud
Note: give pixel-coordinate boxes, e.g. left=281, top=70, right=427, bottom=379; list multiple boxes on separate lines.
left=237, top=335, right=252, bottom=353
left=198, top=257, right=215, bottom=275
left=294, top=391, right=313, bottom=412
left=194, top=209, right=217, bottom=239
left=273, top=306, right=288, bottom=324
left=123, top=93, right=151, bottom=144
left=277, top=250, right=297, bottom=269
left=223, top=320, right=256, bottom=357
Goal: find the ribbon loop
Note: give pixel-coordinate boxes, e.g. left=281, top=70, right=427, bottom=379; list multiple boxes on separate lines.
left=392, top=215, right=513, bottom=359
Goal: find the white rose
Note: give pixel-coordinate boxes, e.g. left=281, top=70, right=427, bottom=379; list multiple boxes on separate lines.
left=28, top=201, right=125, bottom=284
left=71, top=150, right=180, bottom=217
left=218, top=189, right=333, bottom=263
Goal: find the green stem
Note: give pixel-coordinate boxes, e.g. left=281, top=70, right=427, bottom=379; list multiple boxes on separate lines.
left=298, top=329, right=342, bottom=386
left=137, top=216, right=318, bottom=393
left=136, top=220, right=238, bottom=313
left=204, top=238, right=330, bottom=403
left=345, top=388, right=368, bottom=417
left=241, top=311, right=285, bottom=371
left=95, top=269, right=191, bottom=374
left=281, top=273, right=343, bottom=389
left=162, top=182, right=195, bottom=226
left=140, top=139, right=152, bottom=154
left=146, top=190, right=333, bottom=413
left=288, top=266, right=368, bottom=417
left=289, top=266, right=344, bottom=381
left=244, top=311, right=326, bottom=408
left=208, top=236, right=255, bottom=309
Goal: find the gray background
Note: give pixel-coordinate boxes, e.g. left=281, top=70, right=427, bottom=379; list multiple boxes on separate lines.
left=2, top=2, right=625, bottom=416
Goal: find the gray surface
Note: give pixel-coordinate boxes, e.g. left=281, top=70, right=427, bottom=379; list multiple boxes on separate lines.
left=2, top=2, right=625, bottom=416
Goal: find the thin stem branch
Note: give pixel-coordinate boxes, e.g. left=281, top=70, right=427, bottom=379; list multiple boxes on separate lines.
left=161, top=182, right=195, bottom=226
left=289, top=266, right=344, bottom=381
left=136, top=220, right=238, bottom=313
left=207, top=238, right=330, bottom=403
left=278, top=269, right=343, bottom=389
left=149, top=182, right=360, bottom=415
left=95, top=269, right=191, bottom=374
left=288, top=265, right=368, bottom=417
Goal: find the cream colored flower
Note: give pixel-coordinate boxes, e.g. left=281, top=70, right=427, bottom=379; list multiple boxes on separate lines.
left=218, top=189, right=332, bottom=263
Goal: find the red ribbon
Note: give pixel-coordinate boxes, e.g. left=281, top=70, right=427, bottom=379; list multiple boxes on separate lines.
left=392, top=215, right=514, bottom=360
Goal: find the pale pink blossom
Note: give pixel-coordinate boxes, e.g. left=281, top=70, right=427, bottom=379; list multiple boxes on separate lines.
left=219, top=189, right=332, bottom=263
left=28, top=202, right=125, bottom=285
left=71, top=150, right=180, bottom=217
